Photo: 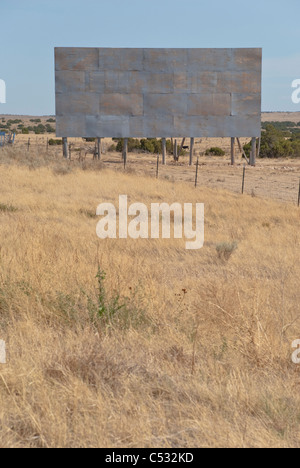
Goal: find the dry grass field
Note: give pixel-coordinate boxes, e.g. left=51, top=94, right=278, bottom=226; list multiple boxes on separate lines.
left=0, top=145, right=300, bottom=448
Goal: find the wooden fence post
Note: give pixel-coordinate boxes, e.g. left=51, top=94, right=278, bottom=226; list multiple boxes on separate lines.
left=195, top=157, right=199, bottom=188
left=242, top=164, right=246, bottom=194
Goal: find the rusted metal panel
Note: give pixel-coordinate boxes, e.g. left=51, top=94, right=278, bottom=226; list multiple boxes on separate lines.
left=55, top=71, right=86, bottom=93
left=55, top=47, right=262, bottom=138
left=174, top=115, right=260, bottom=138
left=55, top=48, right=99, bottom=71
left=56, top=115, right=87, bottom=137
left=100, top=93, right=143, bottom=116
left=174, top=71, right=218, bottom=94
left=86, top=115, right=130, bottom=138
left=188, top=48, right=233, bottom=72
left=231, top=94, right=261, bottom=116
left=56, top=92, right=99, bottom=115
left=143, top=48, right=188, bottom=72
left=187, top=94, right=231, bottom=116
left=98, top=48, right=144, bottom=71
left=144, top=94, right=187, bottom=116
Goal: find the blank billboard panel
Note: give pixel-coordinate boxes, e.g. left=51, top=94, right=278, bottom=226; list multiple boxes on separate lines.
left=55, top=48, right=262, bottom=138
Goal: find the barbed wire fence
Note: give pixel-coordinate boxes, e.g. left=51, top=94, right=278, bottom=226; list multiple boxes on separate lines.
left=10, top=136, right=300, bottom=207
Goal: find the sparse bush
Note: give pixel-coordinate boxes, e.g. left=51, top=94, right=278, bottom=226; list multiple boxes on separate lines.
left=108, top=144, right=117, bottom=152
left=0, top=203, right=18, bottom=213
left=205, top=147, right=226, bottom=156
left=52, top=165, right=72, bottom=175
left=83, top=137, right=96, bottom=142
left=46, top=124, right=55, bottom=133
left=34, top=124, right=46, bottom=134
left=48, top=138, right=63, bottom=146
left=216, top=241, right=238, bottom=261
left=79, top=208, right=97, bottom=219
left=116, top=138, right=141, bottom=152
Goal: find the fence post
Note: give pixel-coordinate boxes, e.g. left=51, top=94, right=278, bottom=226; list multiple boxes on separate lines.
left=298, top=179, right=300, bottom=207
left=123, top=138, right=128, bottom=169
left=242, top=164, right=246, bottom=194
left=27, top=138, right=30, bottom=151
left=156, top=154, right=159, bottom=178
left=195, top=157, right=199, bottom=188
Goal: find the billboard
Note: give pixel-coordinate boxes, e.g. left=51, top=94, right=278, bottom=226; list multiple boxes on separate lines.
left=55, top=48, right=262, bottom=138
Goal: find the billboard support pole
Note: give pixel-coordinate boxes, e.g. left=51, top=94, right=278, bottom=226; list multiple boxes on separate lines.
left=162, top=138, right=166, bottom=165
left=63, top=137, right=68, bottom=159
left=231, top=137, right=235, bottom=165
left=97, top=138, right=102, bottom=160
left=123, top=138, right=128, bottom=165
left=189, top=137, right=194, bottom=166
left=251, top=137, right=256, bottom=166
left=174, top=139, right=178, bottom=161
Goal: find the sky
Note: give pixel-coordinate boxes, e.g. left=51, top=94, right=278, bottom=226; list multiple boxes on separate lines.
left=0, top=0, right=299, bottom=115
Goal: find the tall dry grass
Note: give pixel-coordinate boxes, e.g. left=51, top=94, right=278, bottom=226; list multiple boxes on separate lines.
left=0, top=147, right=300, bottom=447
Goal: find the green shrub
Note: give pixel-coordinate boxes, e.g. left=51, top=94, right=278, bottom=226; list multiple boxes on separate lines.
left=205, top=147, right=225, bottom=156
left=46, top=124, right=55, bottom=133
left=244, top=124, right=300, bottom=158
left=116, top=138, right=142, bottom=152
left=83, top=137, right=96, bottom=142
left=34, top=124, right=46, bottom=134
left=49, top=138, right=63, bottom=146
left=108, top=144, right=117, bottom=152
left=22, top=128, right=29, bottom=134
left=7, top=119, right=22, bottom=125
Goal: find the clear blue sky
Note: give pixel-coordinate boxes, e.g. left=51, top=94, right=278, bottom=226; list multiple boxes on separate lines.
left=0, top=0, right=299, bottom=115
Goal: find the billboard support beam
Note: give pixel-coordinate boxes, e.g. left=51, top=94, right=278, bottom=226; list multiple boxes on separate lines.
left=97, top=138, right=102, bottom=160
left=63, top=137, right=68, bottom=159
left=251, top=137, right=256, bottom=166
left=123, top=138, right=128, bottom=164
left=231, top=137, right=235, bottom=165
left=190, top=138, right=194, bottom=166
left=162, top=138, right=166, bottom=165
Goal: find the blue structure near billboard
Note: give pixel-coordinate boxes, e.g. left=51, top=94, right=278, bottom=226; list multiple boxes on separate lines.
left=0, top=131, right=16, bottom=147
